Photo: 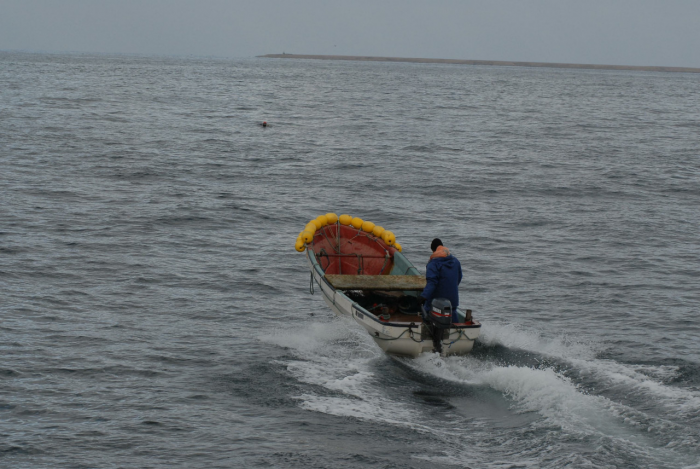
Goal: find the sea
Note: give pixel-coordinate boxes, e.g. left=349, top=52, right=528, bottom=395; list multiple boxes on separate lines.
left=1, top=51, right=699, bottom=469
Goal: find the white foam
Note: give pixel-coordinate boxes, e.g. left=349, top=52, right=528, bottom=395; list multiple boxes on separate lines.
left=404, top=354, right=700, bottom=467
left=480, top=322, right=700, bottom=419
left=479, top=321, right=597, bottom=361
left=265, top=317, right=699, bottom=429
left=261, top=317, right=419, bottom=424
left=570, top=358, right=700, bottom=415
left=629, top=364, right=682, bottom=381
left=399, top=354, right=684, bottom=467
left=259, top=319, right=360, bottom=355
left=407, top=354, right=616, bottom=437
left=285, top=359, right=371, bottom=398
left=284, top=356, right=443, bottom=435
left=411, top=452, right=541, bottom=469
left=259, top=315, right=381, bottom=363
left=261, top=317, right=457, bottom=439
left=262, top=315, right=698, bottom=466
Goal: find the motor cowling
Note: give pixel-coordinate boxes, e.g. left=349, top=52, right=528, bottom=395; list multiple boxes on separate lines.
left=429, top=298, right=453, bottom=327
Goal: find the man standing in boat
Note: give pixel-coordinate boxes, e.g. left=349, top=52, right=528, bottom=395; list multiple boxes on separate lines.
left=419, top=238, right=462, bottom=323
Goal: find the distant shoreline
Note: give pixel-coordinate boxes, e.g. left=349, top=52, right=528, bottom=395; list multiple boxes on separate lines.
left=259, top=54, right=700, bottom=74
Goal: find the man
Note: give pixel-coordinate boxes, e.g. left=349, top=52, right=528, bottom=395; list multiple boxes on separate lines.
left=419, top=238, right=462, bottom=323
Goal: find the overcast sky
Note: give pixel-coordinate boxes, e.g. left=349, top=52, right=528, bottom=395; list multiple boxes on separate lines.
left=1, top=0, right=699, bottom=67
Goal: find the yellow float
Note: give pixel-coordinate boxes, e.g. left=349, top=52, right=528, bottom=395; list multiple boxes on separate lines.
left=382, top=230, right=396, bottom=246
left=295, top=212, right=401, bottom=252
left=315, top=215, right=328, bottom=227
left=301, top=230, right=314, bottom=243
left=361, top=221, right=375, bottom=233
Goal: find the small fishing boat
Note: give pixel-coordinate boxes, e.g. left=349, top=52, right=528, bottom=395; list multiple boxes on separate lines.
left=295, top=213, right=481, bottom=357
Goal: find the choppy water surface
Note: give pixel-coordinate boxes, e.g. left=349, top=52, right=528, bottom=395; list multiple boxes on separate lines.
left=1, top=51, right=699, bottom=468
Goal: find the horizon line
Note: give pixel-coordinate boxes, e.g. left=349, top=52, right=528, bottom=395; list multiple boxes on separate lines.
left=259, top=54, right=700, bottom=74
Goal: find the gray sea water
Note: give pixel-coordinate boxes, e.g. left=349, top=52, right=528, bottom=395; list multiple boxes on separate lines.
left=1, top=51, right=699, bottom=468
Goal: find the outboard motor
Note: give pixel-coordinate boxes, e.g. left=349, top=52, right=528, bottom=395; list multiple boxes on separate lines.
left=423, top=298, right=453, bottom=353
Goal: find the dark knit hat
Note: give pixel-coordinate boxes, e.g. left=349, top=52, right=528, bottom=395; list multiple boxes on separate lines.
left=430, top=238, right=443, bottom=252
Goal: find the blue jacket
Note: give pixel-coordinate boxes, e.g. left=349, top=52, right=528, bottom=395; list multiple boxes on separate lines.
left=421, top=254, right=462, bottom=316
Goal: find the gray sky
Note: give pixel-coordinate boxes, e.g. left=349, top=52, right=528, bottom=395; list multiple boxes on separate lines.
left=1, top=0, right=699, bottom=67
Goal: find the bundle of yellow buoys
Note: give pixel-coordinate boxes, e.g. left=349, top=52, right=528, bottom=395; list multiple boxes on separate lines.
left=295, top=212, right=401, bottom=252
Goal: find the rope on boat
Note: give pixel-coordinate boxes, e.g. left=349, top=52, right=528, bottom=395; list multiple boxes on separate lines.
left=379, top=251, right=390, bottom=275
left=372, top=328, right=411, bottom=341
left=320, top=228, right=338, bottom=253
left=373, top=326, right=467, bottom=346
left=309, top=272, right=314, bottom=295
left=372, top=326, right=423, bottom=343
left=444, top=329, right=466, bottom=349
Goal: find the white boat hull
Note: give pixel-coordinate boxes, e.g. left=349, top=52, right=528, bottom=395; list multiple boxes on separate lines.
left=309, top=253, right=481, bottom=357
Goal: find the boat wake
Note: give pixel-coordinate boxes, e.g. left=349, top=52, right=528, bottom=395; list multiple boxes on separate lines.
left=476, top=322, right=700, bottom=423
left=261, top=317, right=700, bottom=468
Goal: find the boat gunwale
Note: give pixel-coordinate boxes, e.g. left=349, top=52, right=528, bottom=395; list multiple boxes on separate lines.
left=307, top=248, right=481, bottom=331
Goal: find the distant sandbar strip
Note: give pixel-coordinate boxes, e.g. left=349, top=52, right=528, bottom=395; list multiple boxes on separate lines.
left=259, top=54, right=700, bottom=74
